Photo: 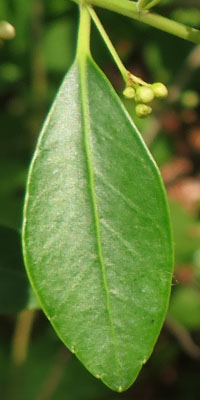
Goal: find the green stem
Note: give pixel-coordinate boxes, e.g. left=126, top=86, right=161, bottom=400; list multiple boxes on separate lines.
left=88, top=7, right=128, bottom=83
left=137, top=0, right=149, bottom=10
left=145, top=0, right=161, bottom=10
left=74, top=0, right=200, bottom=45
left=88, top=6, right=150, bottom=87
left=88, top=6, right=128, bottom=82
left=76, top=3, right=91, bottom=59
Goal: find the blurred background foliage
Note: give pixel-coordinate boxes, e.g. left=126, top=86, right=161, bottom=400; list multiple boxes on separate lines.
left=1, top=0, right=200, bottom=399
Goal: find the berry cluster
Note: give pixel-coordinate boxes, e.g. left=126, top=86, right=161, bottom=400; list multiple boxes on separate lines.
left=123, top=81, right=168, bottom=118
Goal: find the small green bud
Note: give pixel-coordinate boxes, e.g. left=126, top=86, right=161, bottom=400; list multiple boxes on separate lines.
left=123, top=87, right=136, bottom=99
left=151, top=82, right=168, bottom=98
left=135, top=86, right=154, bottom=104
left=0, top=21, right=16, bottom=40
left=135, top=103, right=152, bottom=118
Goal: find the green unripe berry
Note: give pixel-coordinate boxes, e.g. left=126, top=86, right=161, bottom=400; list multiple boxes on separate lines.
left=151, top=82, right=168, bottom=98
left=135, top=86, right=154, bottom=104
left=123, top=87, right=136, bottom=99
left=135, top=103, right=152, bottom=118
left=0, top=21, right=15, bottom=40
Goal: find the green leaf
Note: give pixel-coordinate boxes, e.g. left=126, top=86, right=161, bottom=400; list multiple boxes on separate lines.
left=22, top=56, right=173, bottom=391
left=0, top=225, right=39, bottom=313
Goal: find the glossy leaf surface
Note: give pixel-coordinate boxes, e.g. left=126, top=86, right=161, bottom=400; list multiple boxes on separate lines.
left=23, top=57, right=173, bottom=391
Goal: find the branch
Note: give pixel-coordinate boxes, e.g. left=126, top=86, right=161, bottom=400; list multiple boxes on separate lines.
left=73, top=0, right=200, bottom=45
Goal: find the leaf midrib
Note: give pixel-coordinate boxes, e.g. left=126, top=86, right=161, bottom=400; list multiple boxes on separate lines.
left=79, top=56, right=120, bottom=375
